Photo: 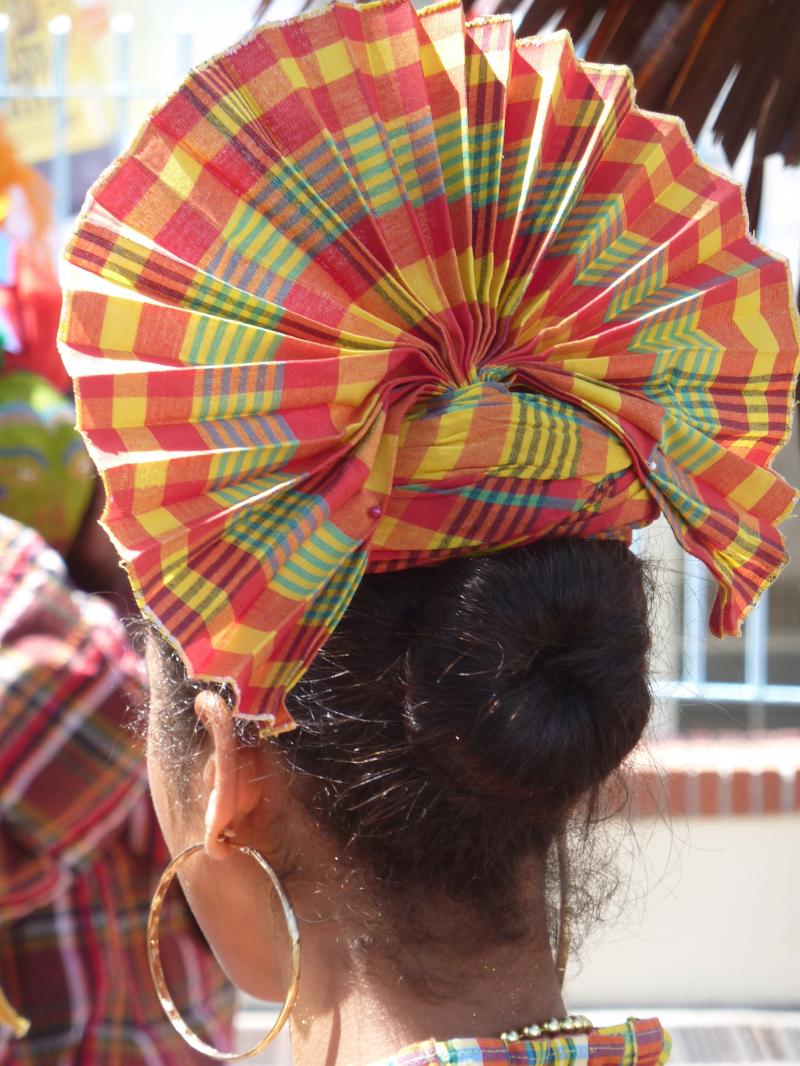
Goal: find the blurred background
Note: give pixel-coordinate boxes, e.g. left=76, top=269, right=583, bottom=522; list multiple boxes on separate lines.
left=1, top=1, right=798, bottom=1063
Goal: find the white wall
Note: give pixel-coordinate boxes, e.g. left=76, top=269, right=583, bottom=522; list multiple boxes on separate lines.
left=566, top=816, right=800, bottom=1008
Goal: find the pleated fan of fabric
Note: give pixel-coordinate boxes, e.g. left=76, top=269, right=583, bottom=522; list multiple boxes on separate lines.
left=59, top=0, right=800, bottom=728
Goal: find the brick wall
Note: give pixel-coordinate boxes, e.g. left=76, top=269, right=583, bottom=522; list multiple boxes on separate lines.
left=628, top=732, right=800, bottom=818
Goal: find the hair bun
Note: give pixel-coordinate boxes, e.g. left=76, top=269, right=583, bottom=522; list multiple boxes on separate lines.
left=401, top=540, right=652, bottom=814
left=283, top=538, right=652, bottom=898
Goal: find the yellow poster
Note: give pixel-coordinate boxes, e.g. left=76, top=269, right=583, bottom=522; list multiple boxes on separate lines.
left=1, top=0, right=113, bottom=165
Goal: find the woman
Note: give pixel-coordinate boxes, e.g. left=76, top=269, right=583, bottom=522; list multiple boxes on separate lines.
left=59, top=0, right=800, bottom=1062
left=143, top=540, right=658, bottom=1065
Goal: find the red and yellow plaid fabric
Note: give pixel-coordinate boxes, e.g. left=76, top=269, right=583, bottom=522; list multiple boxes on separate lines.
left=59, top=0, right=800, bottom=729
left=0, top=517, right=235, bottom=1062
left=375, top=1017, right=670, bottom=1065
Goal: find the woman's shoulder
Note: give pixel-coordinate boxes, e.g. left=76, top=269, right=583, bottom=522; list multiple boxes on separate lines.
left=372, top=1018, right=671, bottom=1066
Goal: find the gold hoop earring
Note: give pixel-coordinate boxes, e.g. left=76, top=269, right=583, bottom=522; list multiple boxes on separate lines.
left=0, top=983, right=30, bottom=1039
left=148, top=842, right=300, bottom=1062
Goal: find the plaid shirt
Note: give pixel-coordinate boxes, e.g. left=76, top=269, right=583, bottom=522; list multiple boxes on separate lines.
left=0, top=516, right=235, bottom=1064
left=376, top=1018, right=671, bottom=1065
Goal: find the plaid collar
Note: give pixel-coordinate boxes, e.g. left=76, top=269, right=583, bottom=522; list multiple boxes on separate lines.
left=373, top=1018, right=670, bottom=1065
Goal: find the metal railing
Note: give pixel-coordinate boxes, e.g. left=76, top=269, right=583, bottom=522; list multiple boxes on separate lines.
left=648, top=550, right=800, bottom=733
left=681, top=570, right=792, bottom=699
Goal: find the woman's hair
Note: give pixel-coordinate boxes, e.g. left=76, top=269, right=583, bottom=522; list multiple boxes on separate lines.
left=150, top=537, right=653, bottom=951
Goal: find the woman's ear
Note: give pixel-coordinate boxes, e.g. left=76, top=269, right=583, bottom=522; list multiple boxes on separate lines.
left=194, top=690, right=265, bottom=861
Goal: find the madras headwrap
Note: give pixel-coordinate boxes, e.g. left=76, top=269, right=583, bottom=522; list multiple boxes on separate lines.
left=58, top=0, right=800, bottom=731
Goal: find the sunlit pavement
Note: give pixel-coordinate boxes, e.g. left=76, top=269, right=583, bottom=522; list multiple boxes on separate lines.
left=235, top=1008, right=800, bottom=1064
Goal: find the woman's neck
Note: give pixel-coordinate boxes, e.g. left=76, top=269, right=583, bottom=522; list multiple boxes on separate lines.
left=288, top=924, right=566, bottom=1066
